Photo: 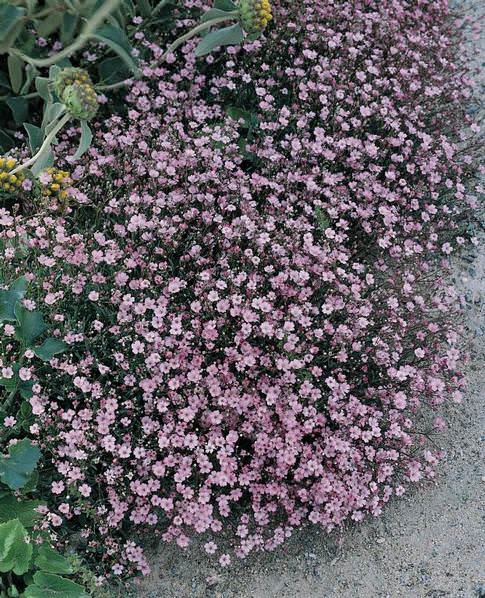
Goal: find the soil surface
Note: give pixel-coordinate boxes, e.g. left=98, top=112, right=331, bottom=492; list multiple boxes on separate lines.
left=138, top=7, right=485, bottom=597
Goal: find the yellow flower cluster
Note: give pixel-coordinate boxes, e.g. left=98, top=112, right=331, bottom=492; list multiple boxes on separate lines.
left=254, top=0, right=272, bottom=30
left=53, top=67, right=91, bottom=98
left=54, top=67, right=99, bottom=120
left=238, top=0, right=273, bottom=33
left=41, top=167, right=72, bottom=209
left=0, top=157, right=25, bottom=194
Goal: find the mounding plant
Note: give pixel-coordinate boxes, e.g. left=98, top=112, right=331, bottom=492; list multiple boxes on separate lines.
left=0, top=0, right=482, bottom=586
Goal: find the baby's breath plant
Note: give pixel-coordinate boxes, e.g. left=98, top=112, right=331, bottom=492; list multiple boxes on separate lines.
left=0, top=0, right=482, bottom=588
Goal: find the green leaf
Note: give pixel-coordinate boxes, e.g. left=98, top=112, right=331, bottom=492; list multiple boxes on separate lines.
left=0, top=130, right=15, bottom=153
left=19, top=378, right=34, bottom=400
left=90, top=25, right=139, bottom=74
left=10, top=276, right=27, bottom=294
left=24, top=572, right=89, bottom=598
left=214, top=0, right=237, bottom=10
left=67, top=120, right=92, bottom=163
left=0, top=495, right=44, bottom=528
left=0, top=439, right=40, bottom=491
left=31, top=150, right=54, bottom=177
left=136, top=0, right=152, bottom=17
left=97, top=56, right=130, bottom=85
left=24, top=124, right=44, bottom=155
left=200, top=8, right=233, bottom=23
left=0, top=290, right=23, bottom=321
left=35, top=77, right=50, bottom=103
left=0, top=373, right=16, bottom=393
left=20, top=65, right=39, bottom=95
left=35, top=13, right=62, bottom=38
left=6, top=97, right=28, bottom=126
left=0, top=519, right=32, bottom=576
left=44, top=103, right=65, bottom=131
left=195, top=23, right=244, bottom=57
left=33, top=338, right=66, bottom=361
left=48, top=65, right=62, bottom=81
left=14, top=304, right=47, bottom=346
left=35, top=545, right=73, bottom=575
left=0, top=5, right=26, bottom=41
left=7, top=55, right=23, bottom=94
left=226, top=106, right=258, bottom=128
left=18, top=470, right=38, bottom=494
left=60, top=13, right=79, bottom=45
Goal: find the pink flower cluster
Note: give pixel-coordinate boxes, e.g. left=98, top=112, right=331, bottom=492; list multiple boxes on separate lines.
left=1, top=0, right=482, bottom=580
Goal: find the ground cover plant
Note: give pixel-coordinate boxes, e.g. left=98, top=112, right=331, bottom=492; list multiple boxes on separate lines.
left=0, top=0, right=483, bottom=594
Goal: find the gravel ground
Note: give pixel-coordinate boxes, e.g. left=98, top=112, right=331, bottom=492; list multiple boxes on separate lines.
left=138, top=6, right=485, bottom=598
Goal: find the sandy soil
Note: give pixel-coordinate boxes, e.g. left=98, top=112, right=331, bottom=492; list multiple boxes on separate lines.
left=137, top=8, right=485, bottom=598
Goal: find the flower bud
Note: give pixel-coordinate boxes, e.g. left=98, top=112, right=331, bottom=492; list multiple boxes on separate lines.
left=62, top=82, right=99, bottom=120
left=238, top=0, right=272, bottom=34
left=53, top=67, right=92, bottom=99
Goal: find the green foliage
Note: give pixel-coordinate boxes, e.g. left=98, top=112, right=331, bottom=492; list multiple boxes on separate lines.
left=32, top=339, right=66, bottom=362
left=195, top=23, right=244, bottom=56
left=0, top=0, right=141, bottom=158
left=13, top=304, right=46, bottom=347
left=0, top=280, right=88, bottom=594
left=34, top=546, right=73, bottom=575
left=0, top=495, right=44, bottom=528
left=0, top=0, right=252, bottom=175
left=0, top=506, right=90, bottom=597
left=0, top=439, right=40, bottom=491
left=24, top=572, right=90, bottom=598
left=0, top=519, right=32, bottom=576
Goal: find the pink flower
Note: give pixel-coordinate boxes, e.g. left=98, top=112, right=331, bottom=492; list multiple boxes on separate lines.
left=78, top=484, right=92, bottom=498
left=52, top=481, right=65, bottom=494
left=19, top=368, right=32, bottom=381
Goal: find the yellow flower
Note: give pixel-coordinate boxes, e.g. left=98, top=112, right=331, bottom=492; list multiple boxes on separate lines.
left=0, top=156, right=25, bottom=196
left=39, top=167, right=72, bottom=211
left=53, top=67, right=94, bottom=99
left=238, top=0, right=273, bottom=34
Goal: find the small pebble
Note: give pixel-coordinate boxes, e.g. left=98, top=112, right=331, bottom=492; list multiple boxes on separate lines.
left=475, top=585, right=485, bottom=598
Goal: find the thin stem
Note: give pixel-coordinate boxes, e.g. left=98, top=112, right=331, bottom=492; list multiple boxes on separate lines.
left=2, top=389, right=18, bottom=412
left=95, top=79, right=132, bottom=91
left=10, top=112, right=71, bottom=175
left=154, top=13, right=238, bottom=66
left=29, top=4, right=63, bottom=20
left=9, top=0, right=122, bottom=68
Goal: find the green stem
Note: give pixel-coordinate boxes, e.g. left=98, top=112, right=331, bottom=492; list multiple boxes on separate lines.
left=9, top=0, right=122, bottom=68
left=96, top=13, right=238, bottom=90
left=9, top=112, right=71, bottom=175
left=2, top=389, right=17, bottom=412
left=95, top=79, right=131, bottom=91
left=21, top=91, right=40, bottom=100
left=154, top=13, right=238, bottom=66
left=0, top=91, right=39, bottom=102
left=28, top=4, right=63, bottom=20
